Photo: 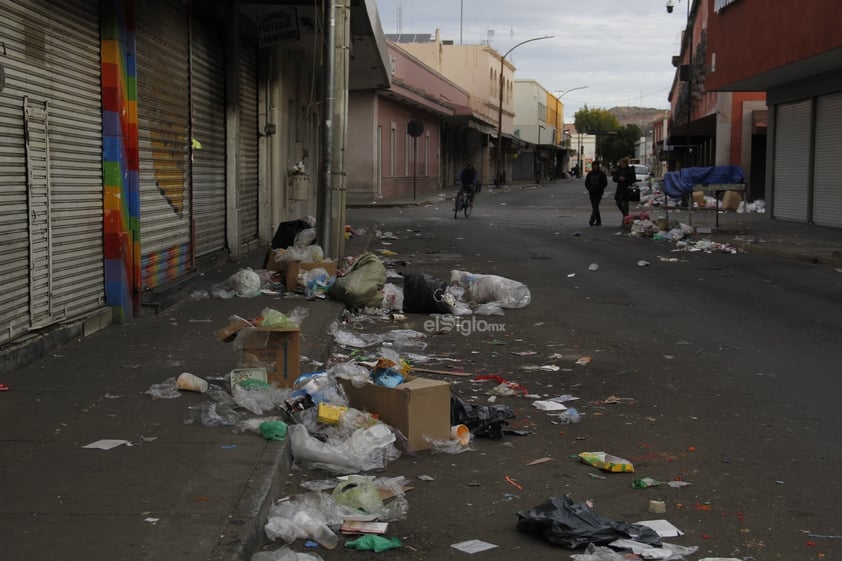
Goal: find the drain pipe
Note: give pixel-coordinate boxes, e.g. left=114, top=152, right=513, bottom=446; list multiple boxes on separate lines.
left=317, top=0, right=337, bottom=258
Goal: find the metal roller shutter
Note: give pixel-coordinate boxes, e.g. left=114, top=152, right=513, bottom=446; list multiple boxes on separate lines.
left=772, top=100, right=810, bottom=222
left=237, top=37, right=259, bottom=248
left=0, top=0, right=103, bottom=345
left=137, top=0, right=192, bottom=289
left=191, top=18, right=227, bottom=257
left=812, top=92, right=842, bottom=228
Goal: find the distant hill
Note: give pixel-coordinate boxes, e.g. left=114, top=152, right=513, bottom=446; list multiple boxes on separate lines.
left=607, top=107, right=669, bottom=130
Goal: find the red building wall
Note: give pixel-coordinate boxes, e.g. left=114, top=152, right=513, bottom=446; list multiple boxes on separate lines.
left=706, top=0, right=842, bottom=91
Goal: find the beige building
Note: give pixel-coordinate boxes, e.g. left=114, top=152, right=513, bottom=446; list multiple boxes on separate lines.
left=391, top=30, right=518, bottom=184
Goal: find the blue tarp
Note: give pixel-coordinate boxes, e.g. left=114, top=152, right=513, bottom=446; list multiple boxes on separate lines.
left=663, top=165, right=745, bottom=198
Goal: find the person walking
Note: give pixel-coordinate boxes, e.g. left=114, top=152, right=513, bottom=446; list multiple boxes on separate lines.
left=612, top=157, right=636, bottom=224
left=584, top=160, right=608, bottom=226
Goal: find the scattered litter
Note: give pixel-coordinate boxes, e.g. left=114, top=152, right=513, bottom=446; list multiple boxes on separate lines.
left=511, top=351, right=538, bottom=356
left=527, top=457, right=554, bottom=466
left=588, top=263, right=599, bottom=271
left=556, top=408, right=581, bottom=424
left=145, top=377, right=181, bottom=399
left=532, top=400, right=568, bottom=411
left=0, top=383, right=9, bottom=392
left=637, top=260, right=650, bottom=267
left=636, top=519, right=684, bottom=538
left=648, top=500, right=666, bottom=514
left=517, top=496, right=661, bottom=548
left=521, top=364, right=560, bottom=372
left=144, top=517, right=159, bottom=524
left=575, top=356, right=591, bottom=366
left=450, top=539, right=498, bottom=554
left=417, top=474, right=434, bottom=481
left=505, top=475, right=523, bottom=490
left=83, top=439, right=132, bottom=450
left=345, top=535, right=401, bottom=552
left=579, top=451, right=634, bottom=473
left=340, top=520, right=388, bottom=535
left=176, top=372, right=209, bottom=393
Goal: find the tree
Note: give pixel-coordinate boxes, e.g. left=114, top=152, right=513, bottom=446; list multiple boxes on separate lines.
left=573, top=106, right=621, bottom=163
left=602, top=124, right=643, bottom=164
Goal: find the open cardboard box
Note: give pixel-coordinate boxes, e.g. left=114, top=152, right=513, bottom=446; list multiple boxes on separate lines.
left=338, top=374, right=451, bottom=452
left=283, top=260, right=337, bottom=291
left=236, top=327, right=301, bottom=388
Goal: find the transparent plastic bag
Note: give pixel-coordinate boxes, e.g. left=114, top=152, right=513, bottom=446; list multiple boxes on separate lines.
left=293, top=228, right=317, bottom=248
left=381, top=283, right=404, bottom=311
left=327, top=362, right=371, bottom=389
left=145, top=377, right=181, bottom=399
left=251, top=545, right=324, bottom=561
left=231, top=383, right=290, bottom=415
left=450, top=269, right=531, bottom=308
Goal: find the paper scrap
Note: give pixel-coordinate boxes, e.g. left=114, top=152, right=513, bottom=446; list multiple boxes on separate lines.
left=341, top=521, right=388, bottom=535
left=451, top=539, right=498, bottom=554
left=636, top=519, right=684, bottom=537
left=575, top=356, right=591, bottom=366
left=532, top=400, right=568, bottom=411
left=83, top=439, right=131, bottom=450
left=526, top=457, right=554, bottom=466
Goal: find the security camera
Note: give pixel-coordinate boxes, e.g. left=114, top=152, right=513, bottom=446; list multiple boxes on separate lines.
left=666, top=0, right=675, bottom=13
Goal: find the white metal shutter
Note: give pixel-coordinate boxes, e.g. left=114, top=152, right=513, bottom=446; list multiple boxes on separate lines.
left=191, top=17, right=227, bottom=257
left=0, top=0, right=103, bottom=345
left=772, top=100, right=810, bottom=222
left=137, top=0, right=192, bottom=289
left=812, top=92, right=842, bottom=227
left=237, top=37, right=259, bottom=247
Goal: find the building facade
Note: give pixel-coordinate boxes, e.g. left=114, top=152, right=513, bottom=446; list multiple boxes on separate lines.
left=0, top=0, right=389, bottom=352
left=704, top=0, right=842, bottom=227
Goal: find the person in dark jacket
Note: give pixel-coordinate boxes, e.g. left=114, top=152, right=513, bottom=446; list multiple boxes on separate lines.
left=456, top=162, right=478, bottom=210
left=612, top=157, right=636, bottom=223
left=584, top=160, right=608, bottom=226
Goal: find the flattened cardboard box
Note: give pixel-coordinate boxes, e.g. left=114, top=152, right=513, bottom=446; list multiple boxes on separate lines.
left=237, top=328, right=301, bottom=388
left=338, top=375, right=451, bottom=452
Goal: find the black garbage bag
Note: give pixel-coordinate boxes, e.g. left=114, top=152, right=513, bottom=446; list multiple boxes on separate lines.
left=402, top=273, right=451, bottom=314
left=262, top=219, right=313, bottom=268
left=450, top=395, right=515, bottom=440
left=516, top=495, right=662, bottom=549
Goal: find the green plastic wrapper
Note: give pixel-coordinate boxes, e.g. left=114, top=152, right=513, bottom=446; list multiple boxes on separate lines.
left=344, top=535, right=402, bottom=552
left=259, top=420, right=288, bottom=441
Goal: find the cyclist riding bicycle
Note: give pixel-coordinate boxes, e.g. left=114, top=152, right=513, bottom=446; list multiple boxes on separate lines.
left=456, top=161, right=478, bottom=210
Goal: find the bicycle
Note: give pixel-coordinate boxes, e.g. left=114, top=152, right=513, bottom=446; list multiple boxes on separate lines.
left=453, top=184, right=476, bottom=219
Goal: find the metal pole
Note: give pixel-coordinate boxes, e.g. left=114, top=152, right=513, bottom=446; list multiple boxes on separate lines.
left=317, top=0, right=336, bottom=257
left=494, top=35, right=553, bottom=188
left=686, top=0, right=692, bottom=169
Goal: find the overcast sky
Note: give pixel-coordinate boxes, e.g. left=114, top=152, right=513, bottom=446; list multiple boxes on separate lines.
left=373, top=0, right=688, bottom=121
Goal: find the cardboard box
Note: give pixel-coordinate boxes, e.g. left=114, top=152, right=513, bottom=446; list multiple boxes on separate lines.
left=237, top=328, right=301, bottom=388
left=338, top=375, right=451, bottom=452
left=284, top=261, right=337, bottom=291
left=721, top=190, right=742, bottom=211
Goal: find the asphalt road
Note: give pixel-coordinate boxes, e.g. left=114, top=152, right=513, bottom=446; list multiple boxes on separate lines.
left=278, top=179, right=842, bottom=561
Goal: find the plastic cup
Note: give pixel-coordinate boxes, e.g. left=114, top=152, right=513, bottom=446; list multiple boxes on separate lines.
left=648, top=499, right=666, bottom=514
left=451, top=424, right=470, bottom=446
left=176, top=372, right=209, bottom=393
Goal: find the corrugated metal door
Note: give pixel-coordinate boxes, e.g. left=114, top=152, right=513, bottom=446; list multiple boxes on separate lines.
left=772, top=100, right=810, bottom=222
left=812, top=92, right=842, bottom=227
left=191, top=17, right=227, bottom=257
left=137, top=0, right=192, bottom=289
left=0, top=0, right=103, bottom=345
left=237, top=37, right=259, bottom=248
left=23, top=98, right=55, bottom=327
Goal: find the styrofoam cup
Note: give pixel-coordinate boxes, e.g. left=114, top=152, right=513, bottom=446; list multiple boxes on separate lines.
left=451, top=424, right=470, bottom=446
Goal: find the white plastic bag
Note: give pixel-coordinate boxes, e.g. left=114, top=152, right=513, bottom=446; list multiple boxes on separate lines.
left=450, top=270, right=531, bottom=308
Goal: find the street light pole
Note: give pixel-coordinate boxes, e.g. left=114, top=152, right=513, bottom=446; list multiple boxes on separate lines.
left=495, top=35, right=552, bottom=187
left=554, top=86, right=589, bottom=178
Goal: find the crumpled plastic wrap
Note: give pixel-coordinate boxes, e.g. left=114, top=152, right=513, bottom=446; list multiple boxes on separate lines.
left=450, top=269, right=531, bottom=308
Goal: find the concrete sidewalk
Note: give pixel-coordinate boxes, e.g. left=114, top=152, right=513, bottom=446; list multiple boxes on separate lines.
left=0, top=234, right=372, bottom=561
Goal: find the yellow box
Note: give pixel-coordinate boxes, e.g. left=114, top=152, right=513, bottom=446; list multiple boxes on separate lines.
left=318, top=403, right=348, bottom=425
